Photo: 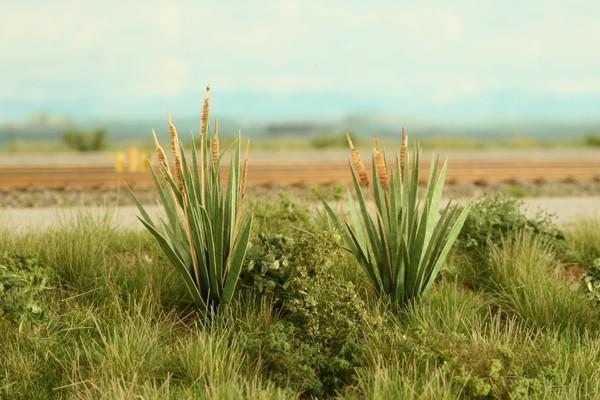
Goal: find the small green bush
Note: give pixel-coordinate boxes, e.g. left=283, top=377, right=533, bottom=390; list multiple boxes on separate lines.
left=62, top=129, right=107, bottom=152
left=583, top=133, right=600, bottom=147
left=240, top=231, right=371, bottom=398
left=310, top=132, right=358, bottom=149
left=0, top=253, right=52, bottom=330
left=455, top=195, right=565, bottom=263
left=581, top=258, right=600, bottom=304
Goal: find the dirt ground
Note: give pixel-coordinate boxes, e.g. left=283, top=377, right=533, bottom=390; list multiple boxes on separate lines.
left=2, top=148, right=600, bottom=166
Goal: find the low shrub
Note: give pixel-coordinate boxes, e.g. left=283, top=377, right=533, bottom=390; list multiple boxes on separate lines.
left=62, top=129, right=107, bottom=152
left=240, top=231, right=371, bottom=398
left=0, top=253, right=52, bottom=330
left=580, top=258, right=600, bottom=304
left=583, top=133, right=600, bottom=147
left=310, top=132, right=359, bottom=149
left=455, top=194, right=565, bottom=263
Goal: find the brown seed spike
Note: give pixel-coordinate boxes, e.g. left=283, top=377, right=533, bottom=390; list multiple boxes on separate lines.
left=347, top=133, right=368, bottom=187
left=167, top=112, right=180, bottom=158
left=200, top=84, right=210, bottom=137
left=400, top=128, right=408, bottom=179
left=374, top=139, right=389, bottom=190
left=211, top=118, right=219, bottom=162
left=174, top=151, right=185, bottom=194
left=152, top=129, right=171, bottom=179
left=167, top=113, right=184, bottom=193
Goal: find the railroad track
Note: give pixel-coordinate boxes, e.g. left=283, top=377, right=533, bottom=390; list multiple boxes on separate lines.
left=1, top=160, right=600, bottom=190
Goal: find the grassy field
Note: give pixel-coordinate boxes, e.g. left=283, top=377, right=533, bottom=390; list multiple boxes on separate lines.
left=1, top=193, right=600, bottom=399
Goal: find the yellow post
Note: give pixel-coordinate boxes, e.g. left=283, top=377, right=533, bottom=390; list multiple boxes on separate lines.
left=139, top=151, right=150, bottom=172
left=115, top=151, right=126, bottom=172
left=128, top=147, right=139, bottom=172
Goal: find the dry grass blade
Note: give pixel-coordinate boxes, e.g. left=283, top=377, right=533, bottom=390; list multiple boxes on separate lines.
left=347, top=133, right=369, bottom=187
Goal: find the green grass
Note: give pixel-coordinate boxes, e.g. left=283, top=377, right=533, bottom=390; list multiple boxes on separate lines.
left=1, top=197, right=600, bottom=399
left=564, top=215, right=600, bottom=266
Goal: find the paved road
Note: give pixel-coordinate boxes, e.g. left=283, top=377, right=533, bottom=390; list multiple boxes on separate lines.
left=1, top=197, right=598, bottom=232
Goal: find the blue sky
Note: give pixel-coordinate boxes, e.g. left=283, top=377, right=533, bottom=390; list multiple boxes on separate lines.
left=2, top=1, right=600, bottom=123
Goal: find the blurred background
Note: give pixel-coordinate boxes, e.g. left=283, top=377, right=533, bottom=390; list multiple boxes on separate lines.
left=2, top=1, right=600, bottom=151
left=1, top=1, right=600, bottom=217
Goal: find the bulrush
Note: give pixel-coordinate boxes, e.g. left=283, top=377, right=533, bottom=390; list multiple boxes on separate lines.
left=167, top=112, right=179, bottom=156
left=167, top=112, right=184, bottom=193
left=400, top=128, right=408, bottom=179
left=152, top=129, right=171, bottom=179
left=374, top=138, right=389, bottom=190
left=346, top=133, right=369, bottom=187
left=200, top=85, right=210, bottom=137
left=323, top=133, right=471, bottom=307
left=198, top=86, right=210, bottom=206
left=131, top=85, right=253, bottom=312
left=211, top=118, right=220, bottom=162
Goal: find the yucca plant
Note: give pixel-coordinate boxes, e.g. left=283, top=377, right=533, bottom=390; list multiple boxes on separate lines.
left=131, top=86, right=252, bottom=311
left=324, top=131, right=470, bottom=306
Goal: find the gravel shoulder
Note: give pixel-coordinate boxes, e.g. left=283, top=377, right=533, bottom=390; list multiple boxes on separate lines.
left=2, top=196, right=598, bottom=231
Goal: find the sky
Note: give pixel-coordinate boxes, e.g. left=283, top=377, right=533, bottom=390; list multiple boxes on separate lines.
left=2, top=0, right=600, bottom=123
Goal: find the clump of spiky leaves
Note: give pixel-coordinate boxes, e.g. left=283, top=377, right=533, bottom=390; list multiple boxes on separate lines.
left=132, top=86, right=252, bottom=312
left=324, top=132, right=470, bottom=307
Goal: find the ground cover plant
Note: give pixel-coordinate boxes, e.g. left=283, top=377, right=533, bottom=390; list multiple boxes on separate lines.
left=564, top=216, right=600, bottom=304
left=0, top=253, right=51, bottom=331
left=1, top=193, right=600, bottom=399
